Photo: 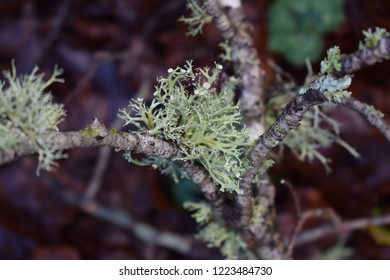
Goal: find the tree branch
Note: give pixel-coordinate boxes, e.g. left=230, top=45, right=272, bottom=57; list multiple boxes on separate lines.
left=0, top=119, right=179, bottom=166
left=286, top=208, right=341, bottom=258
left=334, top=37, right=390, bottom=77
left=339, top=96, right=390, bottom=141
left=0, top=118, right=226, bottom=223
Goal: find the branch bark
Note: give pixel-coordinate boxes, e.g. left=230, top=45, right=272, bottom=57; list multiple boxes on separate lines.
left=0, top=118, right=226, bottom=225
left=0, top=128, right=178, bottom=166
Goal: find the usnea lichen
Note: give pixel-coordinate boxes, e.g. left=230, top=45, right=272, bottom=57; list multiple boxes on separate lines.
left=0, top=62, right=66, bottom=174
left=118, top=61, right=249, bottom=193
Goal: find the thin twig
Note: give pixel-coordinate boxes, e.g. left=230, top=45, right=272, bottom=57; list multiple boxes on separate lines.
left=279, top=179, right=302, bottom=259
left=295, top=213, right=390, bottom=246
left=280, top=179, right=302, bottom=217
left=43, top=176, right=192, bottom=255
left=83, top=118, right=124, bottom=202
left=285, top=208, right=341, bottom=258
left=32, top=0, right=73, bottom=67
left=339, top=96, right=390, bottom=141
left=82, top=71, right=152, bottom=202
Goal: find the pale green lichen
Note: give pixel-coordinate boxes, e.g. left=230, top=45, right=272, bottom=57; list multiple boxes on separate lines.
left=0, top=62, right=66, bottom=174
left=365, top=104, right=384, bottom=119
left=320, top=46, right=342, bottom=74
left=183, top=201, right=212, bottom=224
left=179, top=0, right=212, bottom=36
left=219, top=41, right=232, bottom=62
left=299, top=46, right=352, bottom=103
left=359, top=27, right=389, bottom=50
left=196, top=221, right=249, bottom=259
left=79, top=127, right=101, bottom=139
left=108, top=127, right=118, bottom=134
left=299, top=75, right=352, bottom=103
left=118, top=61, right=249, bottom=193
left=250, top=200, right=267, bottom=226
left=184, top=200, right=251, bottom=259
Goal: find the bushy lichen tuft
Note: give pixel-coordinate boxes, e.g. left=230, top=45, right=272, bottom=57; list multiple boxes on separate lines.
left=196, top=221, right=249, bottom=259
left=365, top=104, right=384, bottom=119
left=183, top=201, right=212, bottom=224
left=179, top=0, right=212, bottom=36
left=184, top=201, right=251, bottom=259
left=359, top=27, right=389, bottom=50
left=219, top=41, right=232, bottom=62
left=320, top=46, right=342, bottom=74
left=119, top=61, right=249, bottom=193
left=0, top=62, right=66, bottom=174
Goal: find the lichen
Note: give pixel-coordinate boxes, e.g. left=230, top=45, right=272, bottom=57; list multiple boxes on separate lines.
left=118, top=61, right=249, bottom=193
left=299, top=45, right=352, bottom=103
left=183, top=201, right=212, bottom=224
left=219, top=41, right=232, bottom=62
left=179, top=0, right=212, bottom=37
left=108, top=127, right=118, bottom=134
left=359, top=27, right=389, bottom=50
left=79, top=127, right=101, bottom=139
left=196, top=221, right=249, bottom=259
left=250, top=200, right=267, bottom=226
left=320, top=46, right=342, bottom=74
left=0, top=62, right=66, bottom=174
left=365, top=104, right=384, bottom=119
left=299, top=75, right=352, bottom=102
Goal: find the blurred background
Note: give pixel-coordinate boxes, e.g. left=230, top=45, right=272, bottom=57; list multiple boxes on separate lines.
left=0, top=0, right=389, bottom=259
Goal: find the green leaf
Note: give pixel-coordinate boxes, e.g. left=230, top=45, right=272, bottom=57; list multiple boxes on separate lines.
left=268, top=0, right=345, bottom=66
